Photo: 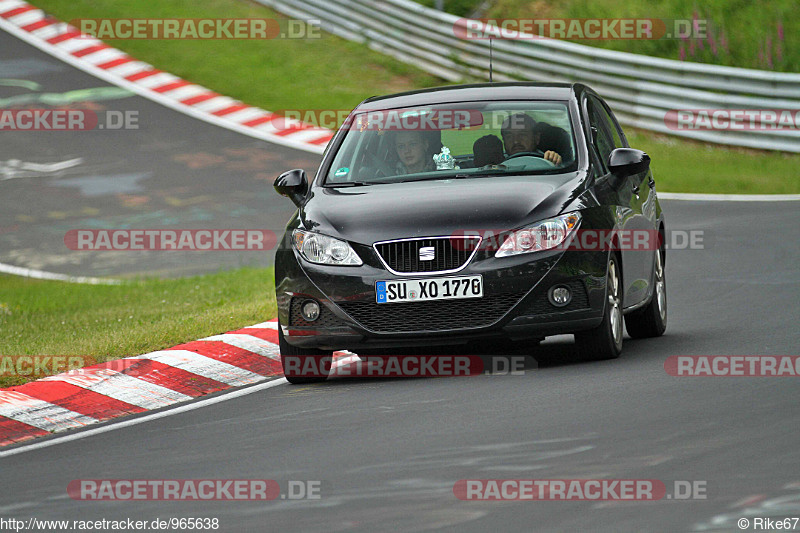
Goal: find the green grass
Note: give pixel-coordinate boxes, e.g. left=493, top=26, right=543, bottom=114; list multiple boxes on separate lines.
left=626, top=129, right=800, bottom=194
left=418, top=0, right=797, bottom=72
left=0, top=268, right=275, bottom=388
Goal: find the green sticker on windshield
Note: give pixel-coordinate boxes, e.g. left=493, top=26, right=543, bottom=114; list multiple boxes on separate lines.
left=334, top=167, right=350, bottom=177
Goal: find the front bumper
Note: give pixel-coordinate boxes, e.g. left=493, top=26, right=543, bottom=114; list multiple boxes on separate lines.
left=275, top=244, right=607, bottom=352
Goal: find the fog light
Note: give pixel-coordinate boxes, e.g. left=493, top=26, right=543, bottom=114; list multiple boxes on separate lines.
left=301, top=300, right=321, bottom=322
left=549, top=286, right=572, bottom=307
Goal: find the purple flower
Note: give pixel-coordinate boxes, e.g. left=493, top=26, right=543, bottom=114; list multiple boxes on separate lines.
left=679, top=43, right=686, bottom=61
left=777, top=21, right=784, bottom=41
left=709, top=34, right=717, bottom=56
left=766, top=36, right=773, bottom=68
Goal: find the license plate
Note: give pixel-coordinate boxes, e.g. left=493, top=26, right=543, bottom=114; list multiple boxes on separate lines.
left=376, top=275, right=483, bottom=304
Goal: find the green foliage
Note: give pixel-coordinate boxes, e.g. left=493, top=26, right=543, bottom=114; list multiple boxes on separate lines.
left=423, top=0, right=797, bottom=71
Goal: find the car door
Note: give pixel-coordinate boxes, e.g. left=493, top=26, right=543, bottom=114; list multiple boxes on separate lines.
left=584, top=94, right=654, bottom=309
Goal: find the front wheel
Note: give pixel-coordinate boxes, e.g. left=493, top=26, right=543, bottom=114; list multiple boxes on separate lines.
left=575, top=254, right=623, bottom=361
left=279, top=325, right=333, bottom=384
left=625, top=248, right=667, bottom=338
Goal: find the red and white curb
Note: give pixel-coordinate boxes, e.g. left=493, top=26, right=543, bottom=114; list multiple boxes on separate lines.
left=0, top=0, right=334, bottom=153
left=0, top=319, right=352, bottom=447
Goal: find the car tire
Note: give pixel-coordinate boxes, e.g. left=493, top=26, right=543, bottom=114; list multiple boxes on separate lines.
left=278, top=324, right=333, bottom=384
left=575, top=254, right=623, bottom=361
left=625, top=248, right=667, bottom=339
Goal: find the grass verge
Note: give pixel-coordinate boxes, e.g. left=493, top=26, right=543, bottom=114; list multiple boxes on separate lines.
left=415, top=0, right=797, bottom=72
left=0, top=267, right=275, bottom=388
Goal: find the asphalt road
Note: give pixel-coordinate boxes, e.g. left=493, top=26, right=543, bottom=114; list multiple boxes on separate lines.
left=0, top=29, right=318, bottom=278
left=2, top=200, right=799, bottom=532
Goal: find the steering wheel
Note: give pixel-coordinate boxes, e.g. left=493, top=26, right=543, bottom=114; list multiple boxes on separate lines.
left=504, top=151, right=556, bottom=166
left=362, top=152, right=394, bottom=179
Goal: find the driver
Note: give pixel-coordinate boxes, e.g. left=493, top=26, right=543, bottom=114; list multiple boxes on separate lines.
left=500, top=113, right=562, bottom=165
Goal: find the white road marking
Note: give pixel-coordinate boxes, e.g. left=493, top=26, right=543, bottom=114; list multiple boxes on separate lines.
left=0, top=378, right=289, bottom=458
left=658, top=192, right=800, bottom=201
left=0, top=262, right=120, bottom=284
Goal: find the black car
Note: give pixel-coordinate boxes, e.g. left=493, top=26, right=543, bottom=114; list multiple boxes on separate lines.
left=273, top=83, right=667, bottom=383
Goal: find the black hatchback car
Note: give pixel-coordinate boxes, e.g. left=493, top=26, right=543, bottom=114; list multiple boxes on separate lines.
left=273, top=83, right=667, bottom=383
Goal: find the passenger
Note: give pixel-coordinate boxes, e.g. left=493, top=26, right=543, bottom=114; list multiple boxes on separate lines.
left=472, top=135, right=505, bottom=167
left=500, top=113, right=563, bottom=165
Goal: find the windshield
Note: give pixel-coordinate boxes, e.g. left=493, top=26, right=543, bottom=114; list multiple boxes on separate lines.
left=324, top=101, right=576, bottom=186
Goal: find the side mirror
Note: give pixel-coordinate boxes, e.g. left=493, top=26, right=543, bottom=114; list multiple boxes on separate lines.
left=608, top=148, right=650, bottom=179
left=273, top=169, right=308, bottom=207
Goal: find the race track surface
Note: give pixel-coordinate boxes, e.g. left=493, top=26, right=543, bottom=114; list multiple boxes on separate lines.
left=2, top=200, right=798, bottom=532
left=0, top=29, right=318, bottom=278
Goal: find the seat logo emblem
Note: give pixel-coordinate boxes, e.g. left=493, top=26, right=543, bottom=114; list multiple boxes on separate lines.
left=419, top=246, right=435, bottom=261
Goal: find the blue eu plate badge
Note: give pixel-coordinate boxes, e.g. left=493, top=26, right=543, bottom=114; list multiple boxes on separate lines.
left=376, top=281, right=387, bottom=303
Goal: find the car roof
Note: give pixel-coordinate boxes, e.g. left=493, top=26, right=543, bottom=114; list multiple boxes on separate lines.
left=358, top=82, right=585, bottom=110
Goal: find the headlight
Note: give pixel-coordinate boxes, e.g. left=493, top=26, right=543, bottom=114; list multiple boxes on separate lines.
left=293, top=229, right=363, bottom=266
left=495, top=212, right=581, bottom=258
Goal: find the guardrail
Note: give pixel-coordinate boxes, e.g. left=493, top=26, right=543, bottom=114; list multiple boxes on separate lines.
left=258, top=0, right=800, bottom=152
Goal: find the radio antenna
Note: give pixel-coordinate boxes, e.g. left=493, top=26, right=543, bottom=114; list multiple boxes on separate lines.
left=489, top=37, right=493, bottom=82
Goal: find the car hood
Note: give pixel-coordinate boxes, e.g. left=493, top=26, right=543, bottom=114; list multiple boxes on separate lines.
left=300, top=172, right=586, bottom=245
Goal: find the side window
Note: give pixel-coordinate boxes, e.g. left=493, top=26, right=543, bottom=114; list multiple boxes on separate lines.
left=586, top=98, right=616, bottom=173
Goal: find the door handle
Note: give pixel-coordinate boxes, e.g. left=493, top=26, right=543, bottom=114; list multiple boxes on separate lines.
left=648, top=176, right=656, bottom=188
left=632, top=184, right=640, bottom=195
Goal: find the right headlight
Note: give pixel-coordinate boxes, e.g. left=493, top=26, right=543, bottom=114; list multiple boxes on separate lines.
left=495, top=212, right=581, bottom=258
left=293, top=229, right=363, bottom=266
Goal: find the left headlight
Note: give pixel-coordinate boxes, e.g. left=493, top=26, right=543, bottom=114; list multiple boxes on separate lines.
left=293, top=229, right=363, bottom=266
left=495, top=212, right=581, bottom=258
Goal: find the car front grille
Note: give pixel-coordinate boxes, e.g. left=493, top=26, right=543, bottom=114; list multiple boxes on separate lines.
left=337, top=291, right=523, bottom=333
left=521, top=280, right=590, bottom=316
left=374, top=236, right=480, bottom=274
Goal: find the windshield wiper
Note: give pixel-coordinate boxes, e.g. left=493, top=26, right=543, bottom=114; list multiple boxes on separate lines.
left=325, top=181, right=373, bottom=188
